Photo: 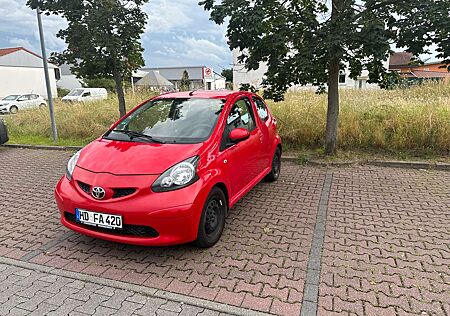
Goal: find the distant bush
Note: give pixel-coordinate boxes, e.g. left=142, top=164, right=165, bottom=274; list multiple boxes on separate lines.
left=57, top=87, right=70, bottom=97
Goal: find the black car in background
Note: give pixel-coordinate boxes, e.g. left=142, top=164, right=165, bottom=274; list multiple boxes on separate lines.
left=0, top=119, right=8, bottom=145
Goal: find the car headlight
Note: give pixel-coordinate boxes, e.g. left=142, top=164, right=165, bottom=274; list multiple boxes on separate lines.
left=66, top=150, right=81, bottom=181
left=152, top=156, right=200, bottom=192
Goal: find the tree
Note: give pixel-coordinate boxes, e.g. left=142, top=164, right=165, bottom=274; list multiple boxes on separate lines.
left=180, top=70, right=190, bottom=91
left=28, top=0, right=149, bottom=118
left=221, top=68, right=233, bottom=83
left=200, top=0, right=450, bottom=154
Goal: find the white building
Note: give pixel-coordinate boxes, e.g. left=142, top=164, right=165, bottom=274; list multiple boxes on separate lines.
left=57, top=64, right=83, bottom=90
left=141, top=66, right=226, bottom=91
left=0, top=47, right=58, bottom=99
left=232, top=49, right=387, bottom=91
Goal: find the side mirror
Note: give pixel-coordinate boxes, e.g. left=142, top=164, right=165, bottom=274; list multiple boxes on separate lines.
left=229, top=128, right=250, bottom=143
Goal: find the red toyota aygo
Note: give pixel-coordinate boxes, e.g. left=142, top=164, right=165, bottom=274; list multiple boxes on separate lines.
left=55, top=90, right=281, bottom=247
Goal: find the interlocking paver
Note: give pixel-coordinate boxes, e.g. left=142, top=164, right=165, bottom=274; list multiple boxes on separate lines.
left=319, top=166, right=450, bottom=316
left=0, top=264, right=222, bottom=316
left=1, top=147, right=449, bottom=315
left=0, top=147, right=321, bottom=315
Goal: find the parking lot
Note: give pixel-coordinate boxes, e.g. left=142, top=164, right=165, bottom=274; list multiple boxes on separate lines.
left=0, top=147, right=449, bottom=315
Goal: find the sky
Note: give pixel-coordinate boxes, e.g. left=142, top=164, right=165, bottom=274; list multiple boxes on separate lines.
left=0, top=0, right=232, bottom=72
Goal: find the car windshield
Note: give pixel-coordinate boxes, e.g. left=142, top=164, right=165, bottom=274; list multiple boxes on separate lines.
left=67, top=89, right=84, bottom=96
left=2, top=95, right=19, bottom=101
left=106, top=98, right=225, bottom=144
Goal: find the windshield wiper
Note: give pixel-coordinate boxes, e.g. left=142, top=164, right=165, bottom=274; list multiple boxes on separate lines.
left=112, top=130, right=165, bottom=144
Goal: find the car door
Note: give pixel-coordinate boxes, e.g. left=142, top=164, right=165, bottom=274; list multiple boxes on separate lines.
left=29, top=94, right=39, bottom=108
left=17, top=95, right=30, bottom=109
left=252, top=96, right=272, bottom=170
left=81, top=91, right=92, bottom=101
left=219, top=97, right=263, bottom=197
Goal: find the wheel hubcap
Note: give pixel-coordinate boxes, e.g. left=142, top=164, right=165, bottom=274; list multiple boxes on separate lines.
left=205, top=198, right=222, bottom=235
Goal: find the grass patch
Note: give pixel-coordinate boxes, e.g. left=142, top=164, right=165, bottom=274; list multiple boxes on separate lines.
left=3, top=83, right=450, bottom=159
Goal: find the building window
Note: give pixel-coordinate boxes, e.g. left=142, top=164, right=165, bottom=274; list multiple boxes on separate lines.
left=339, top=70, right=346, bottom=84
left=54, top=68, right=61, bottom=80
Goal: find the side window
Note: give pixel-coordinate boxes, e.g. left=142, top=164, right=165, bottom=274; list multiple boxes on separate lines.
left=31, top=94, right=38, bottom=99
left=221, top=97, right=256, bottom=150
left=82, top=91, right=91, bottom=97
left=252, top=97, right=269, bottom=121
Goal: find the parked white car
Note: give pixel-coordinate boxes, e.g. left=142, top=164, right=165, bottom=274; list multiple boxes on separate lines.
left=0, top=94, right=47, bottom=114
left=62, top=88, right=108, bottom=103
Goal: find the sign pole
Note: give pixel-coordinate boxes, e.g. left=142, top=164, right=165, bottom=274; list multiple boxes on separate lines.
left=37, top=7, right=58, bottom=143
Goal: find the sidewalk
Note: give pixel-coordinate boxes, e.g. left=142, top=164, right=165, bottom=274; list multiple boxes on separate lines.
left=0, top=259, right=234, bottom=316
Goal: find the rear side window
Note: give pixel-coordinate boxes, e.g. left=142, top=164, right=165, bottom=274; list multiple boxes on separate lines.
left=252, top=97, right=269, bottom=121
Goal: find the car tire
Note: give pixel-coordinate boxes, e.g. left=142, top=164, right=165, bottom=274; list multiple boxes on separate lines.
left=9, top=106, right=18, bottom=114
left=39, top=103, right=46, bottom=108
left=194, top=187, right=227, bottom=248
left=265, top=147, right=281, bottom=182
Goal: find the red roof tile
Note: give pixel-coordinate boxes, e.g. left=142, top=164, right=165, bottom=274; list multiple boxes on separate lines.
left=0, top=47, right=22, bottom=57
left=404, top=70, right=450, bottom=79
left=0, top=47, right=44, bottom=60
left=389, top=52, right=414, bottom=67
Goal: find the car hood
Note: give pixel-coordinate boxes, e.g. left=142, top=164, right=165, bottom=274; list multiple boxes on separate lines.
left=76, top=138, right=204, bottom=175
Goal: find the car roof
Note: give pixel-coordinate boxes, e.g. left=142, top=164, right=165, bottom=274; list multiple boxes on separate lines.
left=155, top=90, right=252, bottom=100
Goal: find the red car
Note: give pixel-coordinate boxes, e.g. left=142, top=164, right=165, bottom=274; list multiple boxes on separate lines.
left=55, top=90, right=281, bottom=247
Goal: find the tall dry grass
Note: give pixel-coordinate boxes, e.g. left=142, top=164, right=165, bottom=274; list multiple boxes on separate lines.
left=269, top=82, right=450, bottom=153
left=4, top=83, right=450, bottom=153
left=5, top=92, right=156, bottom=145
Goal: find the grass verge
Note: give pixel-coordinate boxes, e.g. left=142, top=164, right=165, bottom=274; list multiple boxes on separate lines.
left=2, top=83, right=450, bottom=160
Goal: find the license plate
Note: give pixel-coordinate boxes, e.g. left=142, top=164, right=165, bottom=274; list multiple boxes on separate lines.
left=75, top=209, right=122, bottom=230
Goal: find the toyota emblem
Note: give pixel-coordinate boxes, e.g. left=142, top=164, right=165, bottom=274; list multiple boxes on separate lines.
left=92, top=187, right=106, bottom=200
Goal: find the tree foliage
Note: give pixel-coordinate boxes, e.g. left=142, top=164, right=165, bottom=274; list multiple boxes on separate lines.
left=221, top=68, right=233, bottom=83
left=180, top=70, right=191, bottom=91
left=28, top=0, right=149, bottom=118
left=200, top=0, right=450, bottom=154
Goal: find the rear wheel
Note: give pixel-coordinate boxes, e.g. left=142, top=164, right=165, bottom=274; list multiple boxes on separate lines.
left=39, top=103, right=47, bottom=108
left=9, top=106, right=18, bottom=114
left=194, top=187, right=227, bottom=248
left=265, top=147, right=281, bottom=182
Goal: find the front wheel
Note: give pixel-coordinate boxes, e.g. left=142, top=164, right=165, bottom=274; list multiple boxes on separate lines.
left=10, top=106, right=18, bottom=114
left=265, top=147, right=281, bottom=182
left=194, top=187, right=227, bottom=248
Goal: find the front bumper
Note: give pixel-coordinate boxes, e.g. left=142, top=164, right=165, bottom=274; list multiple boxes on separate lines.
left=54, top=168, right=206, bottom=246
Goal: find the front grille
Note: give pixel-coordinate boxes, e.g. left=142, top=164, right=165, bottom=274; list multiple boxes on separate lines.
left=112, top=188, right=136, bottom=198
left=65, top=212, right=159, bottom=238
left=77, top=181, right=91, bottom=194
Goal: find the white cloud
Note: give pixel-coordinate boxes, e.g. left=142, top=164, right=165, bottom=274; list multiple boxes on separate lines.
left=0, top=0, right=67, bottom=52
left=0, top=0, right=232, bottom=70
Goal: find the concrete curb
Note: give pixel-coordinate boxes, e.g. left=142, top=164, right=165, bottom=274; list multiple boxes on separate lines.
left=2, top=143, right=82, bottom=151
left=282, top=156, right=450, bottom=171
left=2, top=144, right=449, bottom=171
left=0, top=256, right=271, bottom=316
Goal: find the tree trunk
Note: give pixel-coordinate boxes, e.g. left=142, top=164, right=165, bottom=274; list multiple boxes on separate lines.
left=325, top=57, right=340, bottom=155
left=113, top=69, right=126, bottom=118
left=325, top=0, right=342, bottom=155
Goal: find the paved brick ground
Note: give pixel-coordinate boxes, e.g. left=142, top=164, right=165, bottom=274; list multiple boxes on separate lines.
left=0, top=147, right=449, bottom=316
left=0, top=147, right=323, bottom=315
left=319, top=167, right=450, bottom=316
left=0, top=262, right=229, bottom=316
